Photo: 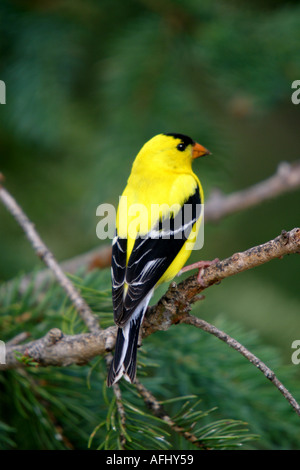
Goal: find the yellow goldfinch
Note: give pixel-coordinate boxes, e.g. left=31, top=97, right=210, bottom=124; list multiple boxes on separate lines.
left=107, top=133, right=210, bottom=387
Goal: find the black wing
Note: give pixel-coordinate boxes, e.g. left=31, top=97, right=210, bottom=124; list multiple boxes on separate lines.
left=111, top=186, right=202, bottom=327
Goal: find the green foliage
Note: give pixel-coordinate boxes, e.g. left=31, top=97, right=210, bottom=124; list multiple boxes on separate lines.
left=0, top=269, right=299, bottom=450
left=88, top=390, right=256, bottom=450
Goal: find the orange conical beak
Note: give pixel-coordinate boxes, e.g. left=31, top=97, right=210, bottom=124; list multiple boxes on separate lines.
left=192, top=142, right=211, bottom=159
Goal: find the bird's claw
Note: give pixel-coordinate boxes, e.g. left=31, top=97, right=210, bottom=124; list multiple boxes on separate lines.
left=180, top=258, right=219, bottom=286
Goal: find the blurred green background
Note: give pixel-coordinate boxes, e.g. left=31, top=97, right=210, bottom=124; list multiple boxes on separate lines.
left=0, top=0, right=300, bottom=369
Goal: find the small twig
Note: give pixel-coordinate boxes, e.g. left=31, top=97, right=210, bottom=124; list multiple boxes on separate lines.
left=182, top=315, right=300, bottom=417
left=0, top=182, right=100, bottom=333
left=135, top=378, right=210, bottom=449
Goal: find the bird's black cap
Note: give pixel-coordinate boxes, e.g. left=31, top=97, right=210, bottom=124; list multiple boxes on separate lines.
left=164, top=133, right=195, bottom=148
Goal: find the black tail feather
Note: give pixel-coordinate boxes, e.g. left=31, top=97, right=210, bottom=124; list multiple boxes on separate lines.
left=107, top=313, right=143, bottom=387
left=123, top=315, right=143, bottom=383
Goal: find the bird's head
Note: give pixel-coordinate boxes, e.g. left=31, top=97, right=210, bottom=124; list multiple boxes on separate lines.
left=133, top=133, right=210, bottom=173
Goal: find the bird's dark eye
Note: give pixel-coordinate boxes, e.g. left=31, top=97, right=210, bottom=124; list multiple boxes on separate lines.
left=177, top=143, right=186, bottom=151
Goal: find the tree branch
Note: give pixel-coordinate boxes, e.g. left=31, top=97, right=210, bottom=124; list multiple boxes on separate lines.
left=2, top=228, right=298, bottom=371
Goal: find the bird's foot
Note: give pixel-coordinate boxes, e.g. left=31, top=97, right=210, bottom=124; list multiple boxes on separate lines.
left=179, top=258, right=219, bottom=287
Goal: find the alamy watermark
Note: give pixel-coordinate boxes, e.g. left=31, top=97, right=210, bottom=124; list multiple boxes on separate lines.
left=291, top=340, right=300, bottom=365
left=291, top=80, right=300, bottom=105
left=96, top=198, right=205, bottom=250
left=0, top=80, right=6, bottom=104
left=0, top=340, right=5, bottom=364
